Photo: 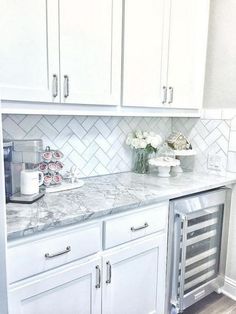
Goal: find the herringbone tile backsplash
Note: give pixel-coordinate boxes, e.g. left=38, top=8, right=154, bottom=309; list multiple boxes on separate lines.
left=3, top=114, right=236, bottom=176
left=172, top=118, right=231, bottom=174
left=2, top=115, right=171, bottom=177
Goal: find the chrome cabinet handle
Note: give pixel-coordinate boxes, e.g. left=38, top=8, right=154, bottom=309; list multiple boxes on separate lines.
left=162, top=86, right=167, bottom=104
left=106, top=261, right=112, bottom=284
left=64, top=75, right=69, bottom=98
left=95, top=265, right=101, bottom=289
left=131, top=222, right=149, bottom=232
left=52, top=74, right=58, bottom=98
left=168, top=86, right=174, bottom=104
left=45, top=246, right=71, bottom=259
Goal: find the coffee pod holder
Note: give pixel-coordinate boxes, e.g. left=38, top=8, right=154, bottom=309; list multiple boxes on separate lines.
left=39, top=146, right=64, bottom=192
left=39, top=148, right=85, bottom=193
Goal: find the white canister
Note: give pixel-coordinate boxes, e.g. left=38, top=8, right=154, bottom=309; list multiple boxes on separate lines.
left=20, top=169, right=44, bottom=195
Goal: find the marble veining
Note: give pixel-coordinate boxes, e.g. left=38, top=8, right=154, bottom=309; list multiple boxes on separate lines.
left=6, top=171, right=236, bottom=240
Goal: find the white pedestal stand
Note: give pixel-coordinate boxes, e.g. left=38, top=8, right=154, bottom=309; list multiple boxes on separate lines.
left=172, top=150, right=197, bottom=174
left=149, top=157, right=180, bottom=177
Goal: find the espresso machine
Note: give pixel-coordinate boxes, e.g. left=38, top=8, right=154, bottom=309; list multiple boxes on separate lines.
left=3, top=139, right=45, bottom=204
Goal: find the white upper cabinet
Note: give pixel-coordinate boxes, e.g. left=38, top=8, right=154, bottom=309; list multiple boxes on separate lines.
left=166, top=0, right=210, bottom=109
left=122, top=0, right=167, bottom=107
left=0, top=0, right=59, bottom=103
left=0, top=0, right=122, bottom=106
left=0, top=0, right=210, bottom=111
left=122, top=0, right=210, bottom=110
left=59, top=0, right=122, bottom=106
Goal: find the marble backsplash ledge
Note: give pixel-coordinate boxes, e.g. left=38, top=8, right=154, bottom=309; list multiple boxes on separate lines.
left=2, top=115, right=172, bottom=177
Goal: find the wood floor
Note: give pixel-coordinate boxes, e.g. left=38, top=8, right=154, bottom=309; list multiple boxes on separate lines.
left=184, top=293, right=236, bottom=314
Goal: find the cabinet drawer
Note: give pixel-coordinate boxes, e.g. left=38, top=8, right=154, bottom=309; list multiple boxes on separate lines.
left=8, top=222, right=102, bottom=283
left=104, top=202, right=168, bottom=249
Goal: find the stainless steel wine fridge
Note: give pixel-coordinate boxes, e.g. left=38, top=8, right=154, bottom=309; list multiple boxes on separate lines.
left=168, top=188, right=231, bottom=313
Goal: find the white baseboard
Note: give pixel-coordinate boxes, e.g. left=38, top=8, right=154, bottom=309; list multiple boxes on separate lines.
left=222, top=276, right=236, bottom=301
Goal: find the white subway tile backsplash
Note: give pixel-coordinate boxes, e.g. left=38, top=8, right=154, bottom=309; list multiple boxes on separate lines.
left=172, top=118, right=230, bottom=173
left=2, top=115, right=171, bottom=177
left=217, top=136, right=229, bottom=154
left=82, top=116, right=98, bottom=132
left=205, top=120, right=221, bottom=132
left=3, top=113, right=236, bottom=176
left=68, top=135, right=87, bottom=154
left=68, top=118, right=87, bottom=138
left=3, top=117, right=26, bottom=138
left=53, top=116, right=72, bottom=132
left=24, top=126, right=43, bottom=140
left=54, top=126, right=73, bottom=148
left=9, top=114, right=26, bottom=124
left=37, top=118, right=58, bottom=140
left=19, top=115, right=41, bottom=133
left=205, top=128, right=221, bottom=145
left=217, top=121, right=230, bottom=138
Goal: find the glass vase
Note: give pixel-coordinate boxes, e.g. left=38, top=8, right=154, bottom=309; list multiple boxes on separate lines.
left=132, top=148, right=150, bottom=174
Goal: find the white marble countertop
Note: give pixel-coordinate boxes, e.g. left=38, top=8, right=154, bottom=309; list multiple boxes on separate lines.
left=6, top=171, right=236, bottom=240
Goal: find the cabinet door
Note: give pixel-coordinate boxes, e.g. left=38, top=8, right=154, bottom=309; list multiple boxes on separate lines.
left=122, top=0, right=168, bottom=107
left=102, top=233, right=167, bottom=314
left=0, top=0, right=59, bottom=102
left=59, top=0, right=122, bottom=106
left=9, top=257, right=101, bottom=314
left=167, top=0, right=210, bottom=109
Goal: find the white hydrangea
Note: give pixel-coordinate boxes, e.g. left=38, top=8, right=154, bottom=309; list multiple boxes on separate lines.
left=145, top=136, right=152, bottom=145
left=131, top=138, right=140, bottom=149
left=139, top=139, right=147, bottom=149
left=149, top=131, right=156, bottom=137
left=125, top=133, right=133, bottom=145
left=143, top=131, right=149, bottom=138
left=135, top=130, right=143, bottom=139
left=126, top=130, right=162, bottom=151
left=150, top=135, right=162, bottom=148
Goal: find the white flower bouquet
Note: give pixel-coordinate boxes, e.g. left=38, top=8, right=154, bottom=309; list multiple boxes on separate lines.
left=126, top=130, right=163, bottom=173
left=126, top=130, right=162, bottom=153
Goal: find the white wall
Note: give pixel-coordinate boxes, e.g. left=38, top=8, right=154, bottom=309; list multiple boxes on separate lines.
left=202, top=0, right=236, bottom=299
left=204, top=0, right=236, bottom=108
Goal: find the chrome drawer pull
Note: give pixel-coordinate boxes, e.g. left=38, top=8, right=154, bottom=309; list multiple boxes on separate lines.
left=95, top=265, right=101, bottom=289
left=168, top=86, right=174, bottom=104
left=52, top=74, right=58, bottom=98
left=106, top=261, right=112, bottom=284
left=45, top=246, right=71, bottom=259
left=162, top=86, right=167, bottom=104
left=64, top=75, right=69, bottom=98
left=131, top=222, right=149, bottom=232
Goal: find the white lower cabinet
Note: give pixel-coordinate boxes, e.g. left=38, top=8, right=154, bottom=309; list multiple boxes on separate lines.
left=8, top=207, right=168, bottom=314
left=102, top=233, right=167, bottom=314
left=9, top=256, right=102, bottom=314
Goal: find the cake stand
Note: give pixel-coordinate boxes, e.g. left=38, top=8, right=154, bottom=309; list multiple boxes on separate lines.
left=172, top=149, right=197, bottom=173
left=149, top=157, right=180, bottom=177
